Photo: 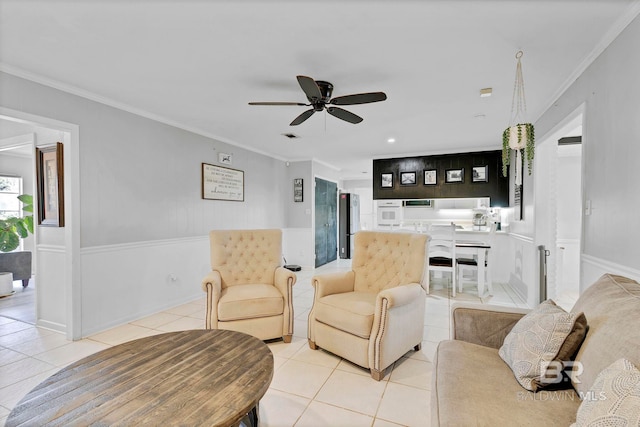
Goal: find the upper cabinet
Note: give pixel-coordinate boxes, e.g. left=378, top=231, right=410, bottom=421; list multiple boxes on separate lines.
left=373, top=150, right=509, bottom=207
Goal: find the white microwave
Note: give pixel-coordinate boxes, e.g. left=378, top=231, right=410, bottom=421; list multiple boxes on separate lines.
left=376, top=200, right=402, bottom=226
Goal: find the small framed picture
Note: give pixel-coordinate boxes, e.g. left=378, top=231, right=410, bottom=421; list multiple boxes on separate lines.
left=424, top=169, right=437, bottom=185
left=445, top=168, right=464, bottom=183
left=36, top=142, right=65, bottom=227
left=293, top=178, right=303, bottom=202
left=472, top=166, right=488, bottom=182
left=400, top=171, right=416, bottom=185
left=381, top=173, right=393, bottom=188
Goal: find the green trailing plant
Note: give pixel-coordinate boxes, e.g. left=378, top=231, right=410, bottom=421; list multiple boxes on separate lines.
left=0, top=194, right=34, bottom=252
left=501, top=123, right=535, bottom=177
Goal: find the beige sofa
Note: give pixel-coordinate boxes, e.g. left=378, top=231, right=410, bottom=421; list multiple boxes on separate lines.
left=431, top=274, right=640, bottom=426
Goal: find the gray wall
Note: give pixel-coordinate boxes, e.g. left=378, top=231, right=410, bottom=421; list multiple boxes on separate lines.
left=0, top=71, right=294, bottom=335
left=0, top=71, right=289, bottom=247
left=534, top=15, right=640, bottom=273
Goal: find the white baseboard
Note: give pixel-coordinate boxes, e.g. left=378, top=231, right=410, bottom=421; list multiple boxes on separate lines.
left=36, top=319, right=66, bottom=334
left=582, top=254, right=640, bottom=290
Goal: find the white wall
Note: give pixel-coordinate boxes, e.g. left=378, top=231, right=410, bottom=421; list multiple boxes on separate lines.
left=0, top=71, right=294, bottom=336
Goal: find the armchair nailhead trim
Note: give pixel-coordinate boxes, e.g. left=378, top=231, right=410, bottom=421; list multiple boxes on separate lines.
left=373, top=297, right=389, bottom=371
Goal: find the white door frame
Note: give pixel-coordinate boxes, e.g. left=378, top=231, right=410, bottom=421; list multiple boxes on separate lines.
left=0, top=107, right=81, bottom=340
left=533, top=103, right=585, bottom=301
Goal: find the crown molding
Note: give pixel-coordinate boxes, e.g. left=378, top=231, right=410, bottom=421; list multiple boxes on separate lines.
left=536, top=0, right=640, bottom=122
left=0, top=64, right=288, bottom=163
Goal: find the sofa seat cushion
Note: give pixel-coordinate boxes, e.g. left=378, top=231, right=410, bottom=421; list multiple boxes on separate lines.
left=433, top=340, right=580, bottom=427
left=218, top=284, right=283, bottom=321
left=315, top=291, right=377, bottom=338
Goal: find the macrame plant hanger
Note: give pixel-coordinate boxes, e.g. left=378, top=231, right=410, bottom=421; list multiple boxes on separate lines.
left=509, top=51, right=527, bottom=185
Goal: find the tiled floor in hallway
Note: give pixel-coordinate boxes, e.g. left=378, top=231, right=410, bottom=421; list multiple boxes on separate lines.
left=0, top=259, right=529, bottom=426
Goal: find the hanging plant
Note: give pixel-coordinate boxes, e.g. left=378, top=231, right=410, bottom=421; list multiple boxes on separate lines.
left=501, top=51, right=535, bottom=177
left=502, top=123, right=535, bottom=176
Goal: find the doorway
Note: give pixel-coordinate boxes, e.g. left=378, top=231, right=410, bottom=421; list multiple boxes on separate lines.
left=314, top=177, right=337, bottom=268
left=0, top=108, right=80, bottom=340
left=0, top=133, right=36, bottom=323
left=534, top=108, right=583, bottom=301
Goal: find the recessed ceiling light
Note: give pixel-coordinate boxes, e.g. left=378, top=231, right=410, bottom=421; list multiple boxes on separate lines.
left=480, top=88, right=492, bottom=98
left=387, top=138, right=396, bottom=144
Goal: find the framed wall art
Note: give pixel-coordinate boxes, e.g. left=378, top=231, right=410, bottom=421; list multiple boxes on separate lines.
left=381, top=173, right=393, bottom=188
left=400, top=171, right=416, bottom=185
left=424, top=169, right=437, bottom=185
left=472, top=166, right=488, bottom=182
left=202, top=163, right=244, bottom=201
left=36, top=142, right=65, bottom=227
left=445, top=168, right=464, bottom=183
left=293, top=178, right=303, bottom=202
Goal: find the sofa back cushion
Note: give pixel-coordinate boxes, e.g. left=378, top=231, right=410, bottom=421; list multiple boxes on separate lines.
left=352, top=231, right=427, bottom=293
left=209, top=229, right=281, bottom=288
left=571, top=274, right=640, bottom=395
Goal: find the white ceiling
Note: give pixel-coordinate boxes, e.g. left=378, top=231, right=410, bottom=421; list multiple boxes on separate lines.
left=0, top=1, right=637, bottom=179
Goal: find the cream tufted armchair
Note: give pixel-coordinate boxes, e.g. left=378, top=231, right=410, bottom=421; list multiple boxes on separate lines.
left=307, top=231, right=428, bottom=380
left=201, top=229, right=296, bottom=342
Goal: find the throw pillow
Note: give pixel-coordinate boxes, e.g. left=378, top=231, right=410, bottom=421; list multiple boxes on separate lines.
left=571, top=358, right=640, bottom=427
left=499, top=299, right=585, bottom=391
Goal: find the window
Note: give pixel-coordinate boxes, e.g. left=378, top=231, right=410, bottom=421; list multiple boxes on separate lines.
left=0, top=175, right=23, bottom=219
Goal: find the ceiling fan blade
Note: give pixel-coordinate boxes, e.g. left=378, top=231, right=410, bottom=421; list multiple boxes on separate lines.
left=296, top=75, right=322, bottom=101
left=330, top=92, right=387, bottom=105
left=248, top=102, right=308, bottom=106
left=290, top=109, right=315, bottom=126
left=326, top=107, right=363, bottom=124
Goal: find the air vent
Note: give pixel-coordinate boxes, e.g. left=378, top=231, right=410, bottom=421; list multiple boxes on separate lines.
left=558, top=136, right=582, bottom=145
left=282, top=133, right=299, bottom=139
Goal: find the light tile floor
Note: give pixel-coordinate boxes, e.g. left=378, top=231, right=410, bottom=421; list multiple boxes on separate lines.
left=0, top=259, right=536, bottom=427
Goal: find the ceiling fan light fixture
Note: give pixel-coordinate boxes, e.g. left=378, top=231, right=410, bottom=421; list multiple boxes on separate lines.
left=387, top=138, right=396, bottom=144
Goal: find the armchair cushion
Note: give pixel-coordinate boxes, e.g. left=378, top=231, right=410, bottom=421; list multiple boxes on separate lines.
left=315, top=291, right=377, bottom=338
left=218, top=284, right=284, bottom=321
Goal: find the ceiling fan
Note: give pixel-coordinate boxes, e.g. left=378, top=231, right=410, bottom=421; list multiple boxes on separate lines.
left=249, top=75, right=387, bottom=126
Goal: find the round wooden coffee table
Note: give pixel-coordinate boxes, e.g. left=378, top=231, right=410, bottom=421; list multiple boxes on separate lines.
left=6, top=329, right=273, bottom=427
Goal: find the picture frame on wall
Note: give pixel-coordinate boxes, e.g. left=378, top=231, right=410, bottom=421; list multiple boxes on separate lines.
left=202, top=163, right=245, bottom=201
left=381, top=173, right=393, bottom=188
left=445, top=168, right=464, bottom=183
left=36, top=142, right=65, bottom=227
left=472, top=166, right=488, bottom=182
left=400, top=171, right=416, bottom=185
left=424, top=169, right=437, bottom=185
left=293, top=178, right=303, bottom=202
